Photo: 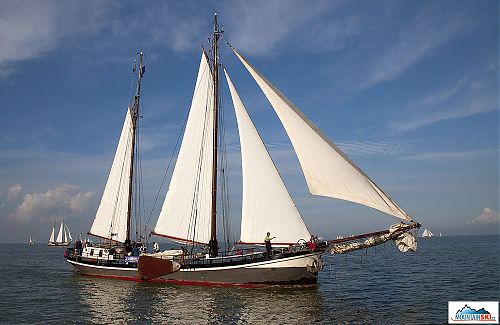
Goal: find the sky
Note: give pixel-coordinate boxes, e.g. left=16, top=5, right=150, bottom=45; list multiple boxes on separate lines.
left=0, top=0, right=498, bottom=243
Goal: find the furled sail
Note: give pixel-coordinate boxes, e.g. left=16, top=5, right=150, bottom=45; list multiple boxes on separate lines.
left=224, top=69, right=311, bottom=245
left=231, top=47, right=413, bottom=222
left=154, top=54, right=214, bottom=244
left=89, top=109, right=134, bottom=242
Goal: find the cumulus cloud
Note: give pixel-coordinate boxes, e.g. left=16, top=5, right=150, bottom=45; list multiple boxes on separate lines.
left=467, top=208, right=500, bottom=225
left=7, top=183, right=22, bottom=201
left=11, top=184, right=93, bottom=223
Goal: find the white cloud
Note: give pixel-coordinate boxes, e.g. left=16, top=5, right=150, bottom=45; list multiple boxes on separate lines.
left=0, top=1, right=58, bottom=74
left=337, top=140, right=410, bottom=156
left=0, top=1, right=117, bottom=76
left=467, top=208, right=500, bottom=225
left=422, top=78, right=467, bottom=106
left=362, top=5, right=471, bottom=88
left=400, top=148, right=498, bottom=161
left=11, top=184, right=94, bottom=223
left=7, top=183, right=22, bottom=202
left=223, top=0, right=335, bottom=56
left=388, top=72, right=498, bottom=132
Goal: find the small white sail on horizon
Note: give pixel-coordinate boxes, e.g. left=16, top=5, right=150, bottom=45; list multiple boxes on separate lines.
left=48, top=225, right=55, bottom=243
left=49, top=220, right=72, bottom=245
left=422, top=228, right=434, bottom=237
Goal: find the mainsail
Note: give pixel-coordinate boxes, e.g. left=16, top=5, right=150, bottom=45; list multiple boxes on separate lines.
left=154, top=54, right=214, bottom=244
left=230, top=47, right=413, bottom=223
left=89, top=109, right=134, bottom=243
left=224, top=69, right=311, bottom=245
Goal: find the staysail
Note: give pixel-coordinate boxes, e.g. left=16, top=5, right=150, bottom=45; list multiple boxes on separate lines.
left=56, top=222, right=64, bottom=243
left=231, top=47, right=413, bottom=222
left=48, top=225, right=55, bottom=243
left=65, top=224, right=73, bottom=242
left=154, top=54, right=214, bottom=244
left=224, top=69, right=311, bottom=245
left=89, top=109, right=134, bottom=243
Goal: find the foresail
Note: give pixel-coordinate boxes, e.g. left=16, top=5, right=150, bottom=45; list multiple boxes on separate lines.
left=56, top=222, right=64, bottom=243
left=231, top=47, right=413, bottom=222
left=66, top=225, right=73, bottom=242
left=89, top=109, right=134, bottom=243
left=224, top=69, right=311, bottom=245
left=154, top=54, right=214, bottom=244
left=49, top=226, right=55, bottom=242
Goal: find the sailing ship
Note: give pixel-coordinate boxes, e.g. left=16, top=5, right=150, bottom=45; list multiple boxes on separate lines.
left=421, top=229, right=434, bottom=238
left=65, top=14, right=420, bottom=286
left=48, top=220, right=73, bottom=246
left=29, top=235, right=35, bottom=245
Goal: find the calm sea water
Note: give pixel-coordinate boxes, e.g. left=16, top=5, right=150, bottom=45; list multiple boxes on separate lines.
left=0, top=235, right=498, bottom=324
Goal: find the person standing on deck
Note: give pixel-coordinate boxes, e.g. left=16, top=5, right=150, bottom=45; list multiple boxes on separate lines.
left=264, top=232, right=276, bottom=257
left=153, top=242, right=160, bottom=253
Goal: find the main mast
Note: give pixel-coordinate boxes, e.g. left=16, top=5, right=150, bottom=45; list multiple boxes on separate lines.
left=126, top=51, right=145, bottom=242
left=209, top=13, right=222, bottom=256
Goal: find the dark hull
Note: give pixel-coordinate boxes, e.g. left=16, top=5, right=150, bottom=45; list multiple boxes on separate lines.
left=67, top=251, right=323, bottom=287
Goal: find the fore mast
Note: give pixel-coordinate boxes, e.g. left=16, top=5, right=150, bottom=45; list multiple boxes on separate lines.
left=209, top=13, right=222, bottom=257
left=126, top=52, right=145, bottom=242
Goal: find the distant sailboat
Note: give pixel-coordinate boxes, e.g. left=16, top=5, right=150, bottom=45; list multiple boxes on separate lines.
left=29, top=235, right=35, bottom=245
left=422, top=229, right=434, bottom=238
left=48, top=221, right=73, bottom=246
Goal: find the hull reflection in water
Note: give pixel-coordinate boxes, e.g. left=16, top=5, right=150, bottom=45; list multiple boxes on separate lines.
left=73, top=275, right=322, bottom=324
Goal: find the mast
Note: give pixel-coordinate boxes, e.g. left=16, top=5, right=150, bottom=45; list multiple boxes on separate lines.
left=209, top=13, right=222, bottom=256
left=126, top=51, right=145, bottom=242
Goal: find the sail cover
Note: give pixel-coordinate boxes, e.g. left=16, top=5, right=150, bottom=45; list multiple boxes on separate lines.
left=231, top=47, right=413, bottom=222
left=89, top=109, right=134, bottom=242
left=224, top=69, right=311, bottom=245
left=154, top=54, right=214, bottom=244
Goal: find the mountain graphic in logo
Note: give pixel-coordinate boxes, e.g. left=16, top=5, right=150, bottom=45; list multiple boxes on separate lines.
left=453, top=305, right=496, bottom=322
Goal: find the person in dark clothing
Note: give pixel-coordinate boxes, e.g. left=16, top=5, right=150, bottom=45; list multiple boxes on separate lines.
left=264, top=232, right=276, bottom=257
left=131, top=241, right=139, bottom=256
left=124, top=239, right=132, bottom=255
left=74, top=239, right=83, bottom=256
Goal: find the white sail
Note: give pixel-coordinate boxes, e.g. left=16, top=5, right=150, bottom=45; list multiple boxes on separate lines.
left=89, top=109, right=134, bottom=243
left=231, top=47, right=413, bottom=222
left=56, top=222, right=64, bottom=243
left=422, top=229, right=433, bottom=237
left=224, top=69, right=311, bottom=245
left=154, top=54, right=214, bottom=244
left=66, top=224, right=73, bottom=242
left=48, top=226, right=55, bottom=243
